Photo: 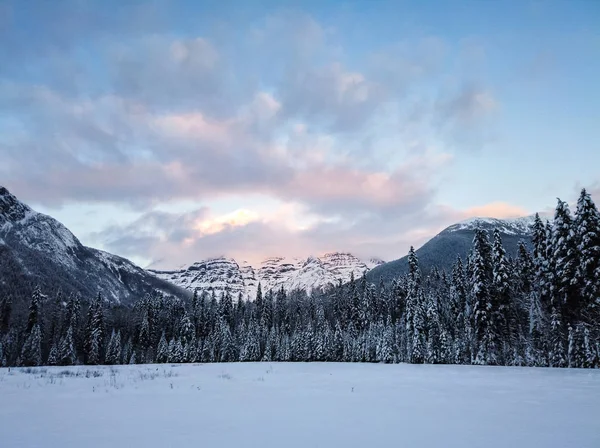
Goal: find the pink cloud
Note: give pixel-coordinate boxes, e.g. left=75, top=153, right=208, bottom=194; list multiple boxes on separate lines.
left=459, top=201, right=529, bottom=220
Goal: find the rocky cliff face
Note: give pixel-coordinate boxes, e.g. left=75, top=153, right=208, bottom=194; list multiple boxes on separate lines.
left=151, top=253, right=385, bottom=300
left=0, top=186, right=188, bottom=304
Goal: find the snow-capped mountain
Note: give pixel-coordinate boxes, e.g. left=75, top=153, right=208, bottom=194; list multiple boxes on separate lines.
left=150, top=253, right=385, bottom=299
left=0, top=186, right=188, bottom=304
left=367, top=215, right=536, bottom=283
left=444, top=216, right=540, bottom=235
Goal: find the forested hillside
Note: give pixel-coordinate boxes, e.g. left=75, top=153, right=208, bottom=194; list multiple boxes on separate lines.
left=1, top=189, right=598, bottom=369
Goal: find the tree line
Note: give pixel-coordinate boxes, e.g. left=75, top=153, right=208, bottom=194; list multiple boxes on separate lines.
left=1, top=189, right=599, bottom=368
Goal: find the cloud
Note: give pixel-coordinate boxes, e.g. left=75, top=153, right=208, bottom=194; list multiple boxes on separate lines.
left=109, top=35, right=240, bottom=116
left=434, top=83, right=498, bottom=150
left=278, top=63, right=384, bottom=132
left=94, top=196, right=531, bottom=270
left=439, top=85, right=497, bottom=124
left=458, top=202, right=529, bottom=220
left=1, top=78, right=448, bottom=217
left=0, top=8, right=505, bottom=267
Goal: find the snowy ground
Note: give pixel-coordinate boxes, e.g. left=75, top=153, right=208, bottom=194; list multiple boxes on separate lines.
left=1, top=363, right=598, bottom=448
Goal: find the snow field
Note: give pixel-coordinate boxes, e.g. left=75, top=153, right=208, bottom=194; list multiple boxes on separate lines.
left=0, top=362, right=599, bottom=448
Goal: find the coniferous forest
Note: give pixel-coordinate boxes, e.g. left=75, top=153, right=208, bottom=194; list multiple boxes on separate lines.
left=1, top=189, right=599, bottom=369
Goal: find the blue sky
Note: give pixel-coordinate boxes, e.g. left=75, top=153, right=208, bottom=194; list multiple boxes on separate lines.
left=1, top=0, right=599, bottom=268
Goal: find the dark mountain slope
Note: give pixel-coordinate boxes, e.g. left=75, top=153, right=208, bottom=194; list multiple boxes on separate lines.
left=0, top=186, right=189, bottom=304
left=366, top=217, right=535, bottom=283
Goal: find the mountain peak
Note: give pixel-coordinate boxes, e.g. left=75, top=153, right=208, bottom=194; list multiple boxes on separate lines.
left=0, top=186, right=34, bottom=227
left=0, top=187, right=188, bottom=303
left=151, top=252, right=382, bottom=299
left=444, top=215, right=537, bottom=235
left=367, top=215, right=536, bottom=284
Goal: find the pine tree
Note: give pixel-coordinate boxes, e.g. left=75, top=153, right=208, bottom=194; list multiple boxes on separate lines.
left=551, top=199, right=578, bottom=325
left=49, top=290, right=64, bottom=346
left=47, top=341, right=58, bottom=366
left=574, top=189, right=600, bottom=326
left=180, top=313, right=196, bottom=347
left=0, top=295, right=12, bottom=334
left=450, top=257, right=469, bottom=363
left=567, top=324, right=585, bottom=368
left=332, top=322, right=344, bottom=361
left=492, top=229, right=512, bottom=363
left=105, top=330, right=122, bottom=365
left=26, top=286, right=43, bottom=334
left=582, top=325, right=598, bottom=368
left=156, top=332, right=168, bottom=363
left=121, top=337, right=133, bottom=365
left=439, top=329, right=453, bottom=364
left=376, top=320, right=394, bottom=363
left=262, top=328, right=275, bottom=362
left=405, top=246, right=426, bottom=363
left=470, top=228, right=494, bottom=365
left=138, top=309, right=151, bottom=360
left=21, top=324, right=42, bottom=367
left=549, top=306, right=566, bottom=367
left=84, top=295, right=105, bottom=365
left=59, top=326, right=77, bottom=366
left=219, top=319, right=235, bottom=362
left=172, top=339, right=184, bottom=363
left=425, top=297, right=440, bottom=364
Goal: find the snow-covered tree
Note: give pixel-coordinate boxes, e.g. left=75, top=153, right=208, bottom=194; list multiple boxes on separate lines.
left=105, top=330, right=122, bottom=365
left=470, top=229, right=494, bottom=365
left=574, top=189, right=600, bottom=326
left=156, top=332, right=168, bottom=363
left=21, top=324, right=42, bottom=367
left=59, top=326, right=77, bottom=366
left=551, top=200, right=578, bottom=324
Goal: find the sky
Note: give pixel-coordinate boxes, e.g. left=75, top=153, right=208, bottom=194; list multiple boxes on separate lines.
left=1, top=0, right=599, bottom=269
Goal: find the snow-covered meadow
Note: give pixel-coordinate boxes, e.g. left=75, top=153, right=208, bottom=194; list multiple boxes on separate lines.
left=1, top=363, right=599, bottom=448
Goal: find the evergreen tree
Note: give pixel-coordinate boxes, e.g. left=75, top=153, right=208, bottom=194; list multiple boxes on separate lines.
left=492, top=229, right=512, bottom=362
left=59, top=326, right=77, bottom=366
left=156, top=332, right=168, bottom=363
left=21, top=324, right=42, bottom=367
left=138, top=309, right=151, bottom=360
left=551, top=199, right=578, bottom=325
left=582, top=325, right=598, bottom=368
left=470, top=229, right=494, bottom=365
left=105, top=330, right=122, bottom=365
left=0, top=340, right=5, bottom=367
left=219, top=319, right=235, bottom=362
left=425, top=297, right=440, bottom=364
left=450, top=257, right=469, bottom=363
left=47, top=341, right=58, bottom=365
left=122, top=337, right=133, bottom=365
left=0, top=295, right=12, bottom=334
left=574, top=189, right=600, bottom=326
left=26, top=286, right=43, bottom=335
left=549, top=306, right=566, bottom=367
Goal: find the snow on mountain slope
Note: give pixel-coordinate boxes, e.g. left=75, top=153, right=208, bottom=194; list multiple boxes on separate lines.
left=367, top=215, right=537, bottom=284
left=445, top=216, right=539, bottom=235
left=0, top=186, right=187, bottom=304
left=1, top=187, right=81, bottom=268
left=151, top=253, right=384, bottom=300
left=151, top=258, right=252, bottom=299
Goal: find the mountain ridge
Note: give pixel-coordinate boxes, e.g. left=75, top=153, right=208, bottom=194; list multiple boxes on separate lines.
left=366, top=215, right=536, bottom=283
left=0, top=186, right=189, bottom=304
left=1, top=185, right=540, bottom=303
left=150, top=252, right=385, bottom=300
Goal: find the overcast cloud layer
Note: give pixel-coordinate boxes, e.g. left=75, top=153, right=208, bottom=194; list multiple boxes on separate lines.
left=1, top=1, right=599, bottom=268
